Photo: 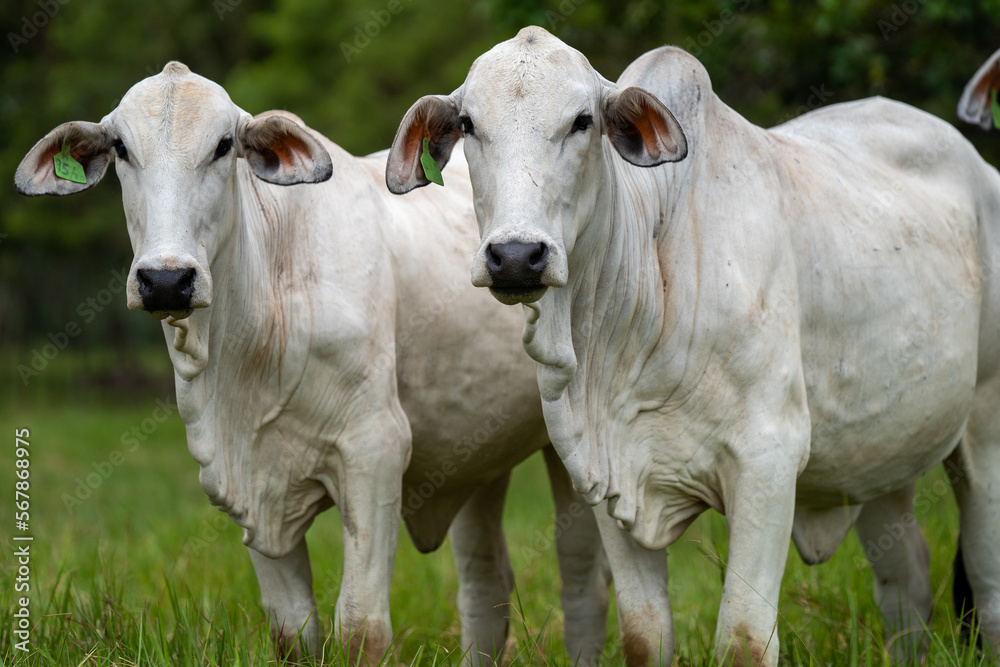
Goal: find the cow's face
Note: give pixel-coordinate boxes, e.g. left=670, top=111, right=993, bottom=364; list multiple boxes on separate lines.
left=386, top=26, right=686, bottom=306
left=15, top=63, right=331, bottom=320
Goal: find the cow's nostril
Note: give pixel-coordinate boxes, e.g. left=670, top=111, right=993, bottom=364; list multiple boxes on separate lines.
left=137, top=267, right=198, bottom=312
left=177, top=268, right=195, bottom=300
left=486, top=244, right=503, bottom=273
left=137, top=269, right=153, bottom=294
left=486, top=242, right=549, bottom=287
left=528, top=243, right=548, bottom=271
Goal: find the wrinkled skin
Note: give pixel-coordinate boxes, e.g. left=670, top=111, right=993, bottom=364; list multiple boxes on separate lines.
left=388, top=27, right=1000, bottom=665
left=16, top=62, right=611, bottom=666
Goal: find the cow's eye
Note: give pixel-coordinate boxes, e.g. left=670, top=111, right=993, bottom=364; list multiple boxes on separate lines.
left=460, top=116, right=475, bottom=136
left=570, top=114, right=593, bottom=134
left=112, top=139, right=128, bottom=161
left=213, top=137, right=234, bottom=161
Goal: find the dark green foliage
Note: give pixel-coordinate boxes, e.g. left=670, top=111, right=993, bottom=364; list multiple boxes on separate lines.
left=4, top=0, right=1000, bottom=348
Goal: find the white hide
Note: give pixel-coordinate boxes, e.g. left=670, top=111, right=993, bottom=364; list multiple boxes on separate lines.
left=388, top=27, right=1000, bottom=666
left=15, top=62, right=611, bottom=667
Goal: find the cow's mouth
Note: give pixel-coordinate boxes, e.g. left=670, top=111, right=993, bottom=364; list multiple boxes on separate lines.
left=489, top=285, right=548, bottom=305
left=145, top=308, right=195, bottom=321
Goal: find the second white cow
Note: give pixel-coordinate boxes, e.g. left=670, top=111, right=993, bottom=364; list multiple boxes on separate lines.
left=15, top=62, right=609, bottom=666
left=388, top=26, right=1000, bottom=665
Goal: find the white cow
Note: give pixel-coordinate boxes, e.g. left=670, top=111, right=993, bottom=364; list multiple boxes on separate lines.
left=957, top=47, right=1000, bottom=649
left=15, top=62, right=611, bottom=666
left=387, top=26, right=1000, bottom=665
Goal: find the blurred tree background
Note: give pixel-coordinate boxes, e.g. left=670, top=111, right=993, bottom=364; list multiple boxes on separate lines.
left=3, top=0, right=1000, bottom=394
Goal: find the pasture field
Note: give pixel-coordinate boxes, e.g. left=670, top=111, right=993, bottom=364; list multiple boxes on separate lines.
left=0, top=364, right=990, bottom=666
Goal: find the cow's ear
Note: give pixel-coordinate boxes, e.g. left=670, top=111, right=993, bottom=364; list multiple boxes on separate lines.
left=602, top=86, right=687, bottom=167
left=958, top=49, right=1000, bottom=130
left=386, top=94, right=462, bottom=194
left=14, top=121, right=112, bottom=196
left=237, top=112, right=333, bottom=186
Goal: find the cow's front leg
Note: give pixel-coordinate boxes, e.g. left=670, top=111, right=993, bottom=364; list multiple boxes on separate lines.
left=715, top=456, right=799, bottom=667
left=334, top=416, right=409, bottom=664
left=449, top=471, right=514, bottom=666
left=249, top=537, right=320, bottom=657
left=542, top=445, right=610, bottom=667
left=593, top=508, right=671, bottom=666
left=854, top=483, right=931, bottom=663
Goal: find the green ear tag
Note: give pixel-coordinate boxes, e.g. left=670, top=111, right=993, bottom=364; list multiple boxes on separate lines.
left=53, top=139, right=87, bottom=184
left=990, top=89, right=1000, bottom=130
left=419, top=136, right=444, bottom=186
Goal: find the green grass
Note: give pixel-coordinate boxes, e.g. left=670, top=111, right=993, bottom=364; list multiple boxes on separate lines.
left=0, top=393, right=991, bottom=666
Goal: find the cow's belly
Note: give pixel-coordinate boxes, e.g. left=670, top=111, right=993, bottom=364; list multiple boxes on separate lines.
left=796, top=391, right=970, bottom=506
left=397, top=281, right=547, bottom=485
left=400, top=329, right=548, bottom=499
left=394, top=268, right=549, bottom=551
left=794, top=248, right=980, bottom=505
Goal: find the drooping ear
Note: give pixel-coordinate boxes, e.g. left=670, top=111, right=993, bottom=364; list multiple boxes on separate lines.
left=958, top=49, right=1000, bottom=130
left=385, top=94, right=462, bottom=194
left=14, top=121, right=113, bottom=196
left=602, top=86, right=688, bottom=167
left=237, top=112, right=333, bottom=186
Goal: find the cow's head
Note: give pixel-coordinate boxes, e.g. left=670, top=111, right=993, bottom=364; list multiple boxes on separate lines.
left=958, top=48, right=1000, bottom=130
left=15, top=62, right=332, bottom=320
left=386, top=26, right=686, bottom=306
